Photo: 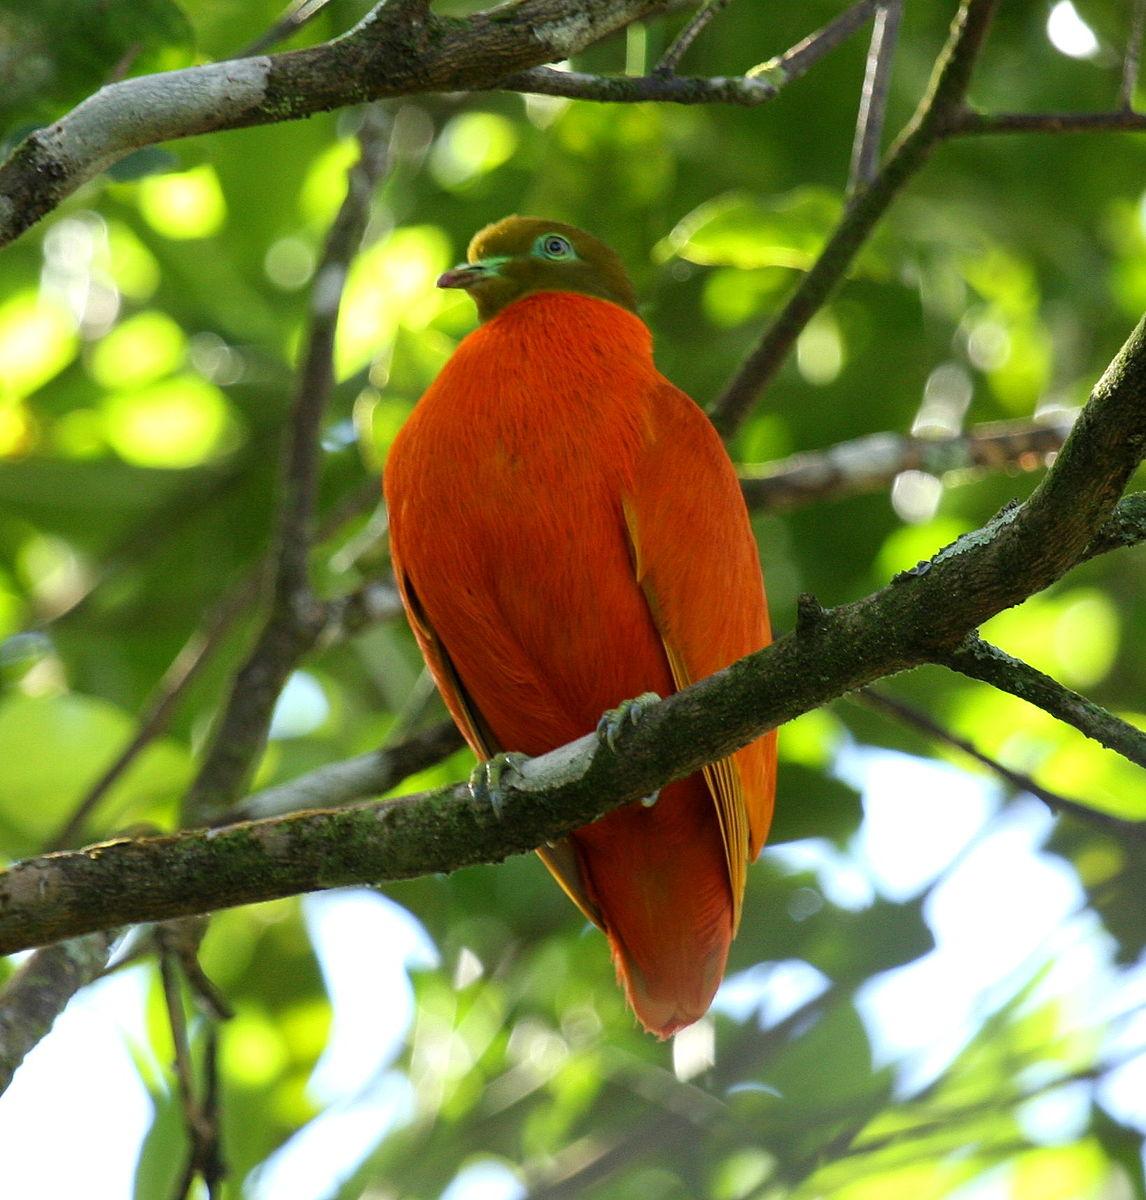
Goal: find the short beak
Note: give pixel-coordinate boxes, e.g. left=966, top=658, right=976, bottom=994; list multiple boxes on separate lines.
left=437, top=261, right=497, bottom=290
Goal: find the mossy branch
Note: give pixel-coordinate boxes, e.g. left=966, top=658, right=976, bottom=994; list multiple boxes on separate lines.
left=2, top=306, right=1144, bottom=955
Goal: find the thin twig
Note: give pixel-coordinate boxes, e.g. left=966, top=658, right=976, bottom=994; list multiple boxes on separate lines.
left=1081, top=492, right=1146, bottom=561
left=848, top=0, right=903, bottom=197
left=655, top=0, right=735, bottom=75
left=940, top=636, right=1146, bottom=771
left=160, top=942, right=226, bottom=1200
left=951, top=109, right=1146, bottom=134
left=498, top=0, right=880, bottom=107
left=851, top=687, right=1143, bottom=834
left=711, top=0, right=1001, bottom=436
left=47, top=573, right=263, bottom=850
left=182, top=108, right=394, bottom=824
left=241, top=0, right=337, bottom=57
left=739, top=415, right=1074, bottom=512
left=768, top=0, right=881, bottom=82
left=222, top=719, right=464, bottom=824
left=1121, top=0, right=1146, bottom=110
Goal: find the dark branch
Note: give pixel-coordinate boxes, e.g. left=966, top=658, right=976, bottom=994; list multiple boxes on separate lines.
left=941, top=637, right=1146, bottom=771
left=654, top=0, right=735, bottom=74
left=852, top=687, right=1144, bottom=835
left=182, top=111, right=392, bottom=822
left=711, top=0, right=1000, bottom=435
left=494, top=66, right=777, bottom=105
left=950, top=110, right=1146, bottom=135
left=497, top=0, right=882, bottom=107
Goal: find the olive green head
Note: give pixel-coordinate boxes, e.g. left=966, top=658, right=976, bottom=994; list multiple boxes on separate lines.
left=437, top=216, right=638, bottom=322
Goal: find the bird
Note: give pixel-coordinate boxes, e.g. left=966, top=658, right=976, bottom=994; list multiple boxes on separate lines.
left=383, top=216, right=777, bottom=1038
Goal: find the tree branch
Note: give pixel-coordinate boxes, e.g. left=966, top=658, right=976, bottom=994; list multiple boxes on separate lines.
left=852, top=686, right=1144, bottom=835
left=3, top=304, right=1143, bottom=954
left=848, top=0, right=903, bottom=197
left=182, top=110, right=392, bottom=823
left=496, top=0, right=881, bottom=107
left=0, top=0, right=671, bottom=249
left=1082, top=492, right=1146, bottom=560
left=950, top=110, right=1146, bottom=135
left=654, top=0, right=735, bottom=74
left=0, top=931, right=117, bottom=1092
left=711, top=0, right=1000, bottom=435
left=739, top=415, right=1074, bottom=512
left=224, top=720, right=465, bottom=823
left=493, top=66, right=777, bottom=106
left=940, top=637, right=1146, bottom=771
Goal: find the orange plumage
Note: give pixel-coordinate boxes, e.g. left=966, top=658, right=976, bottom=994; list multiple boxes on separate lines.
left=384, top=217, right=777, bottom=1037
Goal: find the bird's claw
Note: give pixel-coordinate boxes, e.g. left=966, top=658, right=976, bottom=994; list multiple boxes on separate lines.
left=596, top=692, right=661, bottom=752
left=469, top=751, right=529, bottom=820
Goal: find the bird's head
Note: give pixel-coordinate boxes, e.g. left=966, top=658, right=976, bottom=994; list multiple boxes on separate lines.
left=437, top=216, right=638, bottom=322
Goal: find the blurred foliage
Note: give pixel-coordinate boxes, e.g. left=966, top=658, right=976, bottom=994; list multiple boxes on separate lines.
left=1, top=1, right=1145, bottom=1198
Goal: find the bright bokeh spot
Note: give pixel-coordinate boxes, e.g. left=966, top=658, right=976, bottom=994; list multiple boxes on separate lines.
left=430, top=113, right=519, bottom=189
left=890, top=469, right=944, bottom=524
left=0, top=291, right=77, bottom=400
left=779, top=708, right=844, bottom=768
left=90, top=310, right=186, bottom=389
left=876, top=517, right=971, bottom=579
left=0, top=403, right=32, bottom=456
left=106, top=222, right=161, bottom=299
left=103, top=374, right=236, bottom=466
left=269, top=670, right=330, bottom=739
left=222, top=1010, right=290, bottom=1087
left=336, top=226, right=452, bottom=378
left=1047, top=1, right=1100, bottom=59
left=265, top=236, right=317, bottom=290
left=796, top=310, right=844, bottom=385
left=982, top=588, right=1119, bottom=690
left=137, top=165, right=227, bottom=239
left=300, top=138, right=360, bottom=228
left=440, top=1160, right=525, bottom=1200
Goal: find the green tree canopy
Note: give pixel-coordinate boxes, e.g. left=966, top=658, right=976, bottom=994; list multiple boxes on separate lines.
left=0, top=1, right=1145, bottom=1197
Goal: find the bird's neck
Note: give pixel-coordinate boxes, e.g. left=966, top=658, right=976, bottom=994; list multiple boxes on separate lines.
left=481, top=290, right=656, bottom=376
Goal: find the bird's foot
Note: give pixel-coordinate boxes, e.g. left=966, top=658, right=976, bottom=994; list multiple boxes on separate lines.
left=596, top=692, right=661, bottom=752
left=469, top=751, right=529, bottom=820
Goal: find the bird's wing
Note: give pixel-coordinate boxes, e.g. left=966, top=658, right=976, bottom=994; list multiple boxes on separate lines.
left=622, top=382, right=777, bottom=930
left=392, top=564, right=604, bottom=929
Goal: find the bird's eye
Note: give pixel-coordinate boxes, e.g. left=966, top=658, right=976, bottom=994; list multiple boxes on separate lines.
left=538, top=234, right=574, bottom=260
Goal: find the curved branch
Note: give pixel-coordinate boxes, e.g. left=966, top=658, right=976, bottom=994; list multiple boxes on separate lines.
left=0, top=0, right=670, bottom=249
left=3, top=306, right=1143, bottom=955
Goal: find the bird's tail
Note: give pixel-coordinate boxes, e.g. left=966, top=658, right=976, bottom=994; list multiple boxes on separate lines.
left=573, top=774, right=734, bottom=1039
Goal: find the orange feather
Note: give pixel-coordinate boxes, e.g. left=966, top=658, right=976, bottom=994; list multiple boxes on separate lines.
left=384, top=219, right=776, bottom=1037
